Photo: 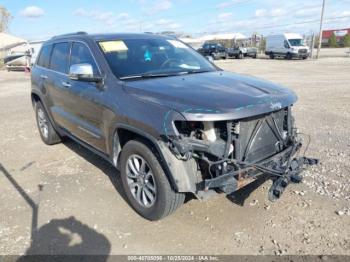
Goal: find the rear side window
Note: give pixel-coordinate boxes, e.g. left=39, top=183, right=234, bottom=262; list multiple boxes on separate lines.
left=50, top=42, right=70, bottom=74
left=70, top=42, right=99, bottom=75
left=37, top=44, right=52, bottom=68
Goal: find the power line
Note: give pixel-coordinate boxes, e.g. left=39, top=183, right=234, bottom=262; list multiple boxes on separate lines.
left=122, top=1, right=349, bottom=36
left=248, top=15, right=349, bottom=31
left=201, top=3, right=322, bottom=28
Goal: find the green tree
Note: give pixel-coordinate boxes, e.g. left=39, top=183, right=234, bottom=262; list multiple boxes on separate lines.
left=343, top=34, right=350, bottom=47
left=0, top=6, right=12, bottom=32
left=328, top=33, right=338, bottom=48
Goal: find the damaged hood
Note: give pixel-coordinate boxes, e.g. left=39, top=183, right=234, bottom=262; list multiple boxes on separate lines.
left=123, top=71, right=297, bottom=120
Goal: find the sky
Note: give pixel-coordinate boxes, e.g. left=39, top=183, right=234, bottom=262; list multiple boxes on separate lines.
left=1, top=0, right=350, bottom=40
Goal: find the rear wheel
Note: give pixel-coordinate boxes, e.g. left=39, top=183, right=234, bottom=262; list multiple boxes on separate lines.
left=120, top=140, right=185, bottom=220
left=269, top=52, right=275, bottom=59
left=35, top=101, right=61, bottom=145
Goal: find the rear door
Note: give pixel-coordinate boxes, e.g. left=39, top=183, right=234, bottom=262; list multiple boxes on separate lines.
left=46, top=42, right=77, bottom=133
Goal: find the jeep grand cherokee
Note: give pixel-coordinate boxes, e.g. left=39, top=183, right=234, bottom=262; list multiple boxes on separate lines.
left=31, top=32, right=317, bottom=220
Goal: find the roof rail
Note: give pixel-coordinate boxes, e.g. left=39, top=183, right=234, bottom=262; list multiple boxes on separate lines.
left=51, top=32, right=88, bottom=39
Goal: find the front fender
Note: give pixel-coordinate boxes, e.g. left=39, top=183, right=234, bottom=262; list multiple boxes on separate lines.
left=111, top=123, right=199, bottom=194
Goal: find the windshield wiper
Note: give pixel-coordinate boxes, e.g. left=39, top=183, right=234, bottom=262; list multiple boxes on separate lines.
left=119, top=70, right=214, bottom=80
left=185, top=69, right=213, bottom=74
left=120, top=71, right=189, bottom=80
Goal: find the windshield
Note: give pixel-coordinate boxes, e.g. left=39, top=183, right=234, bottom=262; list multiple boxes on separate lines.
left=288, top=39, right=304, bottom=46
left=98, top=38, right=217, bottom=79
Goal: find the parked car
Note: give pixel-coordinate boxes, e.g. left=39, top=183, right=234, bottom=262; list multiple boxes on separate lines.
left=227, top=46, right=257, bottom=59
left=265, top=33, right=310, bottom=59
left=197, top=42, right=228, bottom=60
left=31, top=32, right=317, bottom=220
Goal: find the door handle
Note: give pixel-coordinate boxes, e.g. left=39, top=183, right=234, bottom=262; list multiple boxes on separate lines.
left=40, top=74, right=48, bottom=79
left=61, top=81, right=71, bottom=88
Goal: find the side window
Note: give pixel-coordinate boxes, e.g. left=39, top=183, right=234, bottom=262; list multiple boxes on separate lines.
left=50, top=42, right=70, bottom=74
left=37, top=44, right=52, bottom=68
left=284, top=40, right=290, bottom=49
left=70, top=42, right=99, bottom=75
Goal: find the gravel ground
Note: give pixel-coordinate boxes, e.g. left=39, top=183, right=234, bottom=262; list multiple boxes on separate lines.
left=0, top=57, right=349, bottom=256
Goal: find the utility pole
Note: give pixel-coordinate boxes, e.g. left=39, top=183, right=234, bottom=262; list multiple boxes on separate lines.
left=316, top=0, right=326, bottom=59
left=310, top=33, right=315, bottom=59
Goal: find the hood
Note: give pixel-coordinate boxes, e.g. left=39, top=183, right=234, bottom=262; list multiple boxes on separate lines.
left=123, top=71, right=297, bottom=120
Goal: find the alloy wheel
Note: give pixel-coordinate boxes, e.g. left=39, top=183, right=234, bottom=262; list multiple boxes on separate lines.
left=126, top=154, right=157, bottom=208
left=37, top=108, right=49, bottom=139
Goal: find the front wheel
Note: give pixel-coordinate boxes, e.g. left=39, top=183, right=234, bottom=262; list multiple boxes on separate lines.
left=120, top=140, right=185, bottom=220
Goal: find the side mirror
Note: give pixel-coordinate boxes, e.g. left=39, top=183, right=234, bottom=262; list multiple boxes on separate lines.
left=69, top=63, right=102, bottom=82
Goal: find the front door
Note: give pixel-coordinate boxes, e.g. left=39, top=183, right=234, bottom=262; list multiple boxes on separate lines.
left=65, top=42, right=106, bottom=152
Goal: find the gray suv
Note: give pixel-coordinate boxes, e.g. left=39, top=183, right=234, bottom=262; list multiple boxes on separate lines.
left=31, top=32, right=317, bottom=220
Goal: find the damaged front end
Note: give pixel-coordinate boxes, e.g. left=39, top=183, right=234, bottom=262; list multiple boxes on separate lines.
left=166, top=106, right=318, bottom=201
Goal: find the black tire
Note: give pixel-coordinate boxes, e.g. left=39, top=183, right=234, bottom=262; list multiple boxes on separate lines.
left=238, top=52, right=243, bottom=59
left=252, top=54, right=257, bottom=59
left=269, top=52, right=275, bottom=59
left=120, top=140, right=185, bottom=220
left=35, top=101, right=61, bottom=145
left=286, top=53, right=292, bottom=60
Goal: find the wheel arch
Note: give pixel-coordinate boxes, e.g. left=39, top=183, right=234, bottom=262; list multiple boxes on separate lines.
left=31, top=91, right=64, bottom=137
left=110, top=124, right=179, bottom=191
left=31, top=91, right=42, bottom=107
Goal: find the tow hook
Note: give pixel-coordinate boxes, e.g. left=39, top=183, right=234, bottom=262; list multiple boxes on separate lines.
left=268, top=157, right=319, bottom=201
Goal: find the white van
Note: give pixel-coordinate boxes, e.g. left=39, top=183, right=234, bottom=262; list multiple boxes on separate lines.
left=265, top=33, right=309, bottom=59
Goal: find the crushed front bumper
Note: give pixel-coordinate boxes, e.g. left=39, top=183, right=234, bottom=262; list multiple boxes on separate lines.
left=198, top=142, right=318, bottom=201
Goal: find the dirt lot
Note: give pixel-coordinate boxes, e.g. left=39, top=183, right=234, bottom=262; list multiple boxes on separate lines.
left=0, top=57, right=350, bottom=256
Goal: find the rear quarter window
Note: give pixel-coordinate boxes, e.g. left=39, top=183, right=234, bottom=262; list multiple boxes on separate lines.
left=50, top=42, right=70, bottom=74
left=37, top=44, right=52, bottom=68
